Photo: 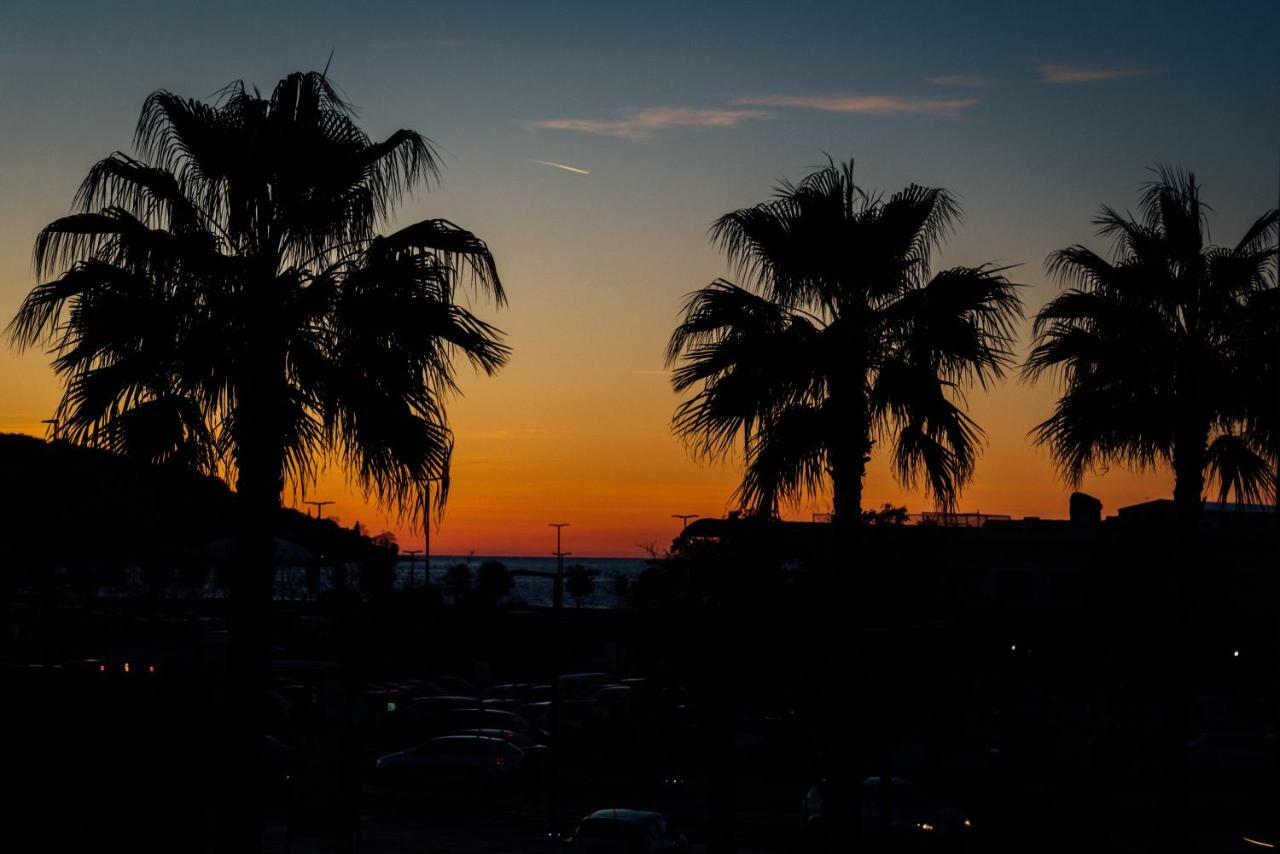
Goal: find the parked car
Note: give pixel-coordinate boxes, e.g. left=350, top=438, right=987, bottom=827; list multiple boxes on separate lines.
left=527, top=699, right=591, bottom=745
left=1188, top=731, right=1278, bottom=785
left=488, top=683, right=533, bottom=702
left=559, top=673, right=614, bottom=701
left=407, top=695, right=484, bottom=729
left=450, top=727, right=550, bottom=773
left=444, top=707, right=534, bottom=736
left=450, top=727, right=546, bottom=750
left=566, top=809, right=690, bottom=853
left=803, top=776, right=975, bottom=850
left=374, top=735, right=525, bottom=787
left=264, top=735, right=291, bottom=800
left=423, top=676, right=477, bottom=697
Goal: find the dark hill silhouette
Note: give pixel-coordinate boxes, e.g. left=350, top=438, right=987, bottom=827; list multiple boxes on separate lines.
left=0, top=432, right=382, bottom=573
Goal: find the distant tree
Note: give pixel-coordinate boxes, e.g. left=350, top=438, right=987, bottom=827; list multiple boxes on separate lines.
left=5, top=71, right=508, bottom=852
left=1069, top=492, right=1103, bottom=523
left=473, top=560, right=512, bottom=608
left=443, top=563, right=472, bottom=602
left=861, top=503, right=909, bottom=526
left=667, top=159, right=1021, bottom=531
left=612, top=572, right=631, bottom=603
left=1025, top=166, right=1278, bottom=528
left=565, top=565, right=595, bottom=606
left=360, top=531, right=399, bottom=596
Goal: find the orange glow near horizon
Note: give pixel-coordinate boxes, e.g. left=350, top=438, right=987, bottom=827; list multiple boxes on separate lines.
left=2, top=335, right=1177, bottom=557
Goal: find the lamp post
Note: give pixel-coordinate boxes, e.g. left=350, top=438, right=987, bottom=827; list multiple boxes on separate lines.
left=548, top=523, right=570, bottom=609
left=422, top=482, right=433, bottom=586
left=546, top=522, right=570, bottom=838
left=303, top=499, right=334, bottom=519
left=40, top=418, right=58, bottom=441
left=403, top=549, right=422, bottom=591
left=672, top=514, right=699, bottom=532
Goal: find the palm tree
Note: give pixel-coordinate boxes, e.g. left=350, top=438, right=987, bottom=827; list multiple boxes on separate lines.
left=7, top=71, right=508, bottom=850
left=666, top=159, right=1021, bottom=528
left=1024, top=166, right=1277, bottom=527
left=1236, top=285, right=1280, bottom=512
left=1025, top=166, right=1277, bottom=854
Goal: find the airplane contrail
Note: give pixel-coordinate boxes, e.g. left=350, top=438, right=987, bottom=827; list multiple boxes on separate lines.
left=532, top=159, right=590, bottom=175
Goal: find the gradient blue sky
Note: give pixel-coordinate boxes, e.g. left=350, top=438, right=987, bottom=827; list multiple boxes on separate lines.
left=1, top=1, right=1278, bottom=554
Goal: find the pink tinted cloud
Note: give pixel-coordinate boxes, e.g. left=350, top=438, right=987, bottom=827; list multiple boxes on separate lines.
left=1039, top=63, right=1149, bottom=84
left=529, top=106, right=771, bottom=139
left=733, top=94, right=978, bottom=114
left=926, top=74, right=988, bottom=88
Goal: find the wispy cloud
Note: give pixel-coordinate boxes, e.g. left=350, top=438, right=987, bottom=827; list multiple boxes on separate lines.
left=926, top=74, right=987, bottom=88
left=529, top=107, right=771, bottom=139
left=1039, top=63, right=1149, bottom=84
left=733, top=94, right=978, bottom=115
left=532, top=159, right=591, bottom=176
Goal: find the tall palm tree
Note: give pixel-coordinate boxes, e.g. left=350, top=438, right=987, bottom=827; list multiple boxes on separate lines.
left=1026, top=166, right=1277, bottom=854
left=7, top=71, right=508, bottom=850
left=666, top=159, right=1021, bottom=527
left=1024, top=166, right=1277, bottom=527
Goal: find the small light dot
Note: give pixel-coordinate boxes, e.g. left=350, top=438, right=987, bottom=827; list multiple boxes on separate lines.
left=1232, top=650, right=1240, bottom=658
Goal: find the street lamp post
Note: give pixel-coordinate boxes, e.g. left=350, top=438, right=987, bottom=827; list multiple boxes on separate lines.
left=303, top=499, right=334, bottom=519
left=672, top=514, right=699, bottom=532
left=548, top=523, right=570, bottom=609
left=40, top=418, right=59, bottom=441
left=402, top=549, right=422, bottom=591
left=546, top=522, right=570, bottom=838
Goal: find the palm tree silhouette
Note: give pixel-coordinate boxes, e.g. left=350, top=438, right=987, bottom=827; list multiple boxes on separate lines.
left=1235, top=285, right=1280, bottom=512
left=666, top=159, right=1021, bottom=527
left=1025, top=166, right=1277, bottom=527
left=7, top=71, right=508, bottom=850
left=1026, top=166, right=1277, bottom=854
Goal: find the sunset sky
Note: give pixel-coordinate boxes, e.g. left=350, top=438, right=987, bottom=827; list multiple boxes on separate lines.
left=2, top=1, right=1278, bottom=555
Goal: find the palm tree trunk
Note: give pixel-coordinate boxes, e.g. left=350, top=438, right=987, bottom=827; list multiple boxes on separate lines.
left=829, top=370, right=870, bottom=532
left=216, top=382, right=286, bottom=853
left=1156, top=425, right=1207, bottom=854
left=830, top=456, right=865, bottom=527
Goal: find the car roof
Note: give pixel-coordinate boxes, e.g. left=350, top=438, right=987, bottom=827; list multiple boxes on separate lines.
left=432, top=734, right=506, bottom=743
left=862, top=777, right=918, bottom=787
left=585, top=809, right=663, bottom=823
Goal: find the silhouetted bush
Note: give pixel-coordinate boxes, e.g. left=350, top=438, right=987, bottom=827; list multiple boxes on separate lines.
left=565, top=565, right=595, bottom=606
left=444, top=563, right=472, bottom=602
left=358, top=531, right=399, bottom=596
left=1070, top=492, right=1103, bottom=523
left=474, top=560, right=513, bottom=608
left=862, top=503, right=909, bottom=526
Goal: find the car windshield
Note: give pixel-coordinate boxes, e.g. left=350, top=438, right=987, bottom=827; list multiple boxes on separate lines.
left=576, top=819, right=647, bottom=841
